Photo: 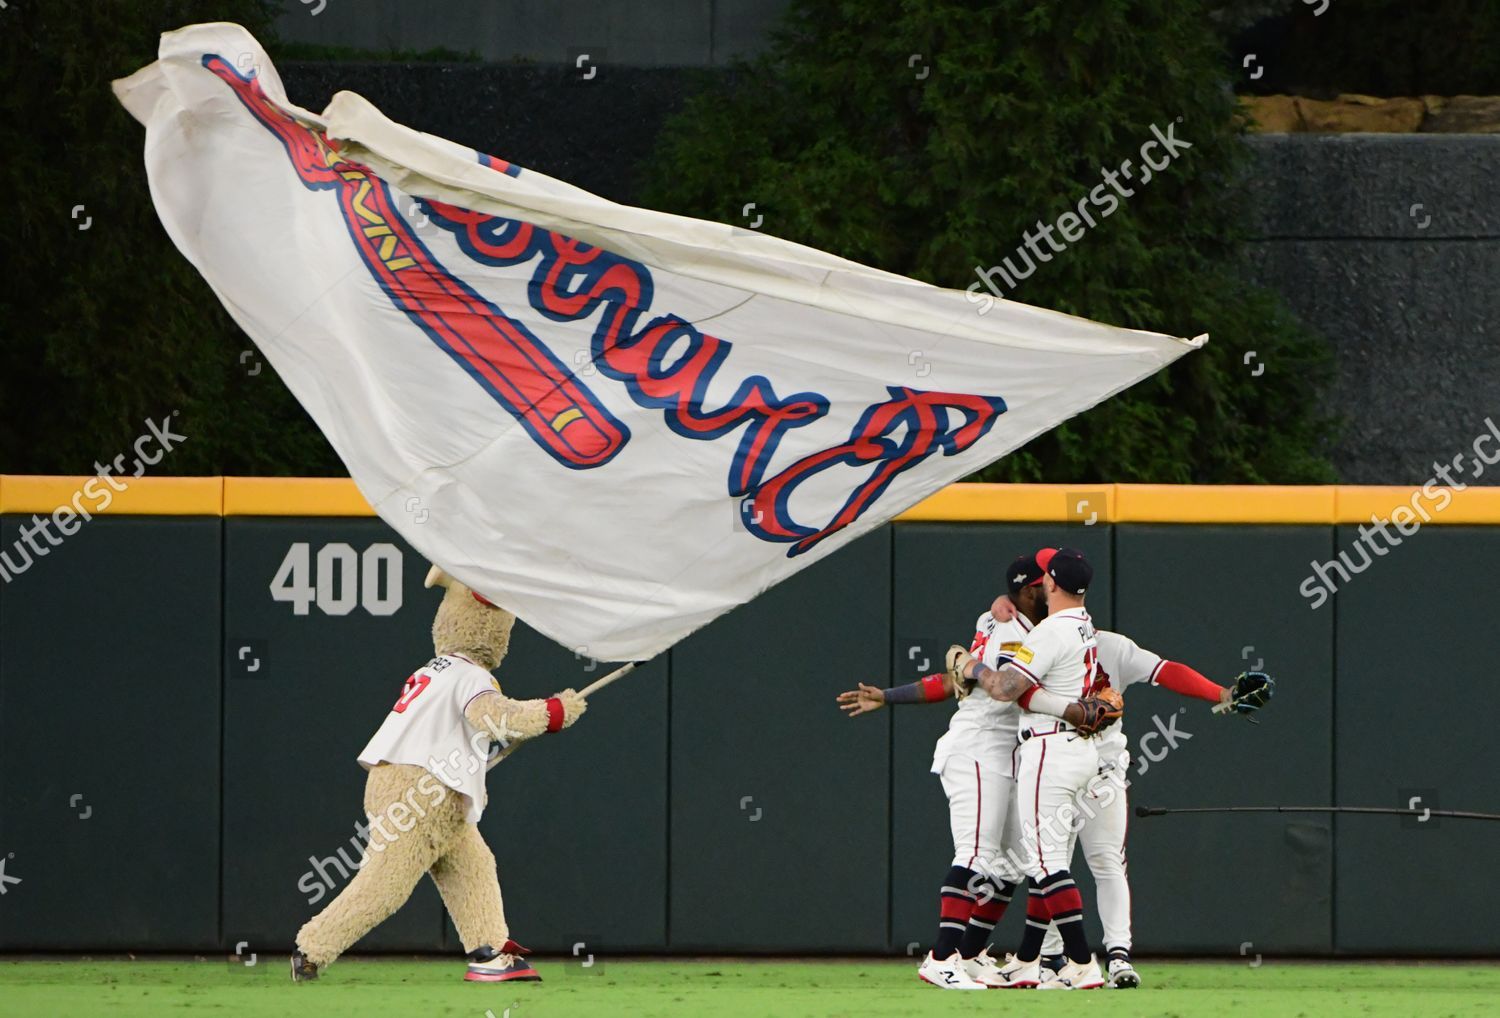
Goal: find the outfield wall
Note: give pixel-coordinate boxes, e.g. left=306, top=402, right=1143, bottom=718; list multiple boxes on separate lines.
left=0, top=479, right=1495, bottom=957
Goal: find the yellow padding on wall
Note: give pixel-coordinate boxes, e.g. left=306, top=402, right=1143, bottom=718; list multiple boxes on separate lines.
left=896, top=483, right=1111, bottom=523
left=1113, top=484, right=1336, bottom=524
left=0, top=475, right=223, bottom=516
left=3, top=476, right=1500, bottom=523
left=223, top=477, right=374, bottom=517
left=1334, top=484, right=1500, bottom=525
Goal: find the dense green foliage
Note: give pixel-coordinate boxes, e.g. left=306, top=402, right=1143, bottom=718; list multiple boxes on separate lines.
left=643, top=0, right=1337, bottom=483
left=0, top=1, right=345, bottom=475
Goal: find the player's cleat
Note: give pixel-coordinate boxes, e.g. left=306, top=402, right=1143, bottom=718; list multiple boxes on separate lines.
left=1107, top=956, right=1141, bottom=988
left=917, top=950, right=986, bottom=989
left=1037, top=954, right=1106, bottom=990
left=959, top=948, right=1008, bottom=988
left=289, top=951, right=319, bottom=982
left=465, top=940, right=542, bottom=983
left=993, top=953, right=1041, bottom=988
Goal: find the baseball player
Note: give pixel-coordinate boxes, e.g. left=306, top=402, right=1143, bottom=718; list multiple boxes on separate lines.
left=835, top=550, right=1118, bottom=990
left=947, top=547, right=1123, bottom=990
left=1029, top=629, right=1274, bottom=987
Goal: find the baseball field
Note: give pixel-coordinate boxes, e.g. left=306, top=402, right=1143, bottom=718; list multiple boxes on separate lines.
left=1, top=957, right=1496, bottom=1018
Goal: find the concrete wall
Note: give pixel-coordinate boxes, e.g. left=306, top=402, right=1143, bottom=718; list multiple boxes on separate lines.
left=1243, top=134, right=1500, bottom=486
left=3, top=512, right=1495, bottom=956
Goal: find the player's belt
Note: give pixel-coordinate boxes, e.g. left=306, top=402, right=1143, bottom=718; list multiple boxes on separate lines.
left=1020, top=723, right=1076, bottom=740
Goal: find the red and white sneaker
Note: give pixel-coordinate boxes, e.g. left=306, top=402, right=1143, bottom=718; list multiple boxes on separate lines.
left=465, top=940, right=541, bottom=982
left=1037, top=954, right=1105, bottom=990
left=994, top=953, right=1041, bottom=988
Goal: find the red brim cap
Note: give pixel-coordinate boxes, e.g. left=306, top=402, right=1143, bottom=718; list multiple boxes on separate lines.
left=1033, top=547, right=1058, bottom=579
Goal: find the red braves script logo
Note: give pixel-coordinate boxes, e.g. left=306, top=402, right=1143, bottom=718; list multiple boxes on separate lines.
left=205, top=56, right=1007, bottom=555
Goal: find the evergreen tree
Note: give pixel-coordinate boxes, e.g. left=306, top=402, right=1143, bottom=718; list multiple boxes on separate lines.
left=0, top=1, right=345, bottom=475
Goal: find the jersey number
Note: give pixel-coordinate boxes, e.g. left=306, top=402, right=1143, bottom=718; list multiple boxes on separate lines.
left=392, top=673, right=430, bottom=713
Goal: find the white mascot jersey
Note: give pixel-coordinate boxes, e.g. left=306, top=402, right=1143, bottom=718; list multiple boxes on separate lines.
left=358, top=654, right=503, bottom=824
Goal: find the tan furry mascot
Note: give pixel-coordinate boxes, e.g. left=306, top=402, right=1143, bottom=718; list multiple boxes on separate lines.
left=290, top=565, right=587, bottom=983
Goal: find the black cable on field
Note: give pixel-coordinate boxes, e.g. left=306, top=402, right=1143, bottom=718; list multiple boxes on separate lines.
left=1136, top=805, right=1500, bottom=822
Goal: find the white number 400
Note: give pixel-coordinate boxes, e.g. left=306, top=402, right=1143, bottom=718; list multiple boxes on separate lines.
left=270, top=542, right=403, bottom=617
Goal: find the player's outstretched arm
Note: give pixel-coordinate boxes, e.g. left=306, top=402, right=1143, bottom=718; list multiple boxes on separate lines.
left=1153, top=660, right=1228, bottom=703
left=1150, top=658, right=1274, bottom=716
left=836, top=675, right=952, bottom=716
left=464, top=688, right=587, bottom=744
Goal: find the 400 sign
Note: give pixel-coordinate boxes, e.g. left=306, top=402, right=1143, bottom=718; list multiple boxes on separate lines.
left=270, top=542, right=404, bottom=616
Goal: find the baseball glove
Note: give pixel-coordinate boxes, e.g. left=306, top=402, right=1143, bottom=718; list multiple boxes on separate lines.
left=946, top=644, right=976, bottom=700
left=1222, top=670, right=1275, bottom=716
left=1074, top=686, right=1124, bottom=737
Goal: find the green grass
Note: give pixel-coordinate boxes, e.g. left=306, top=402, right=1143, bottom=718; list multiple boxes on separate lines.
left=2, top=957, right=1498, bottom=1018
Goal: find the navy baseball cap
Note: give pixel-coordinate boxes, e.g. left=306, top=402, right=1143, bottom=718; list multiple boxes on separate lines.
left=1045, top=547, right=1093, bottom=594
left=1005, top=552, right=1047, bottom=595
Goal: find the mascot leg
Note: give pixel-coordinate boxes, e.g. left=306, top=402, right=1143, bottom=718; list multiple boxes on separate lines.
left=296, top=764, right=463, bottom=969
left=428, top=823, right=510, bottom=951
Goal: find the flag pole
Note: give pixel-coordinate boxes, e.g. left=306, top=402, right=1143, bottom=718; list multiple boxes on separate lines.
left=580, top=660, right=642, bottom=697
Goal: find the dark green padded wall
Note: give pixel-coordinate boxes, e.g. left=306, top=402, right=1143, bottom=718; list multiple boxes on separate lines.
left=668, top=529, right=892, bottom=951
left=0, top=515, right=1486, bottom=956
left=1332, top=526, right=1500, bottom=954
left=0, top=517, right=221, bottom=950
left=1115, top=525, right=1336, bottom=954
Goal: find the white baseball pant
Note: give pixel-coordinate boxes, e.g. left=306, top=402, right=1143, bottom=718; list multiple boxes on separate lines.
left=938, top=755, right=1024, bottom=885
left=1014, top=729, right=1101, bottom=880
left=1041, top=757, right=1132, bottom=955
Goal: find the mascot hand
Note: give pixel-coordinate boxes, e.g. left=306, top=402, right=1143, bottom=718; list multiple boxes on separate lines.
left=548, top=688, right=588, bottom=731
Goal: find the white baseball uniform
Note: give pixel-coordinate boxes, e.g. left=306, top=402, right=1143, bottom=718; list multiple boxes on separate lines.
left=1009, top=607, right=1101, bottom=879
left=358, top=653, right=502, bottom=824
left=930, top=610, right=1030, bottom=883
left=1040, top=629, right=1164, bottom=955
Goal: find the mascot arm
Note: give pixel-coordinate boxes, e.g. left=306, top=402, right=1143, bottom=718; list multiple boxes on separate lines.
left=464, top=688, right=588, bottom=744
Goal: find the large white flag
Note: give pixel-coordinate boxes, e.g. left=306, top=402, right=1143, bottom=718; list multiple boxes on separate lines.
left=116, top=23, right=1203, bottom=661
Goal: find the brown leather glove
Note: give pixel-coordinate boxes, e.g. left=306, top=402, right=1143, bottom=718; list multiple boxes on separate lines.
left=1073, top=686, right=1124, bottom=736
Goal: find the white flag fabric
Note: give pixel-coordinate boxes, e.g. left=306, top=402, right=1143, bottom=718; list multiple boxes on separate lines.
left=116, top=23, right=1204, bottom=661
